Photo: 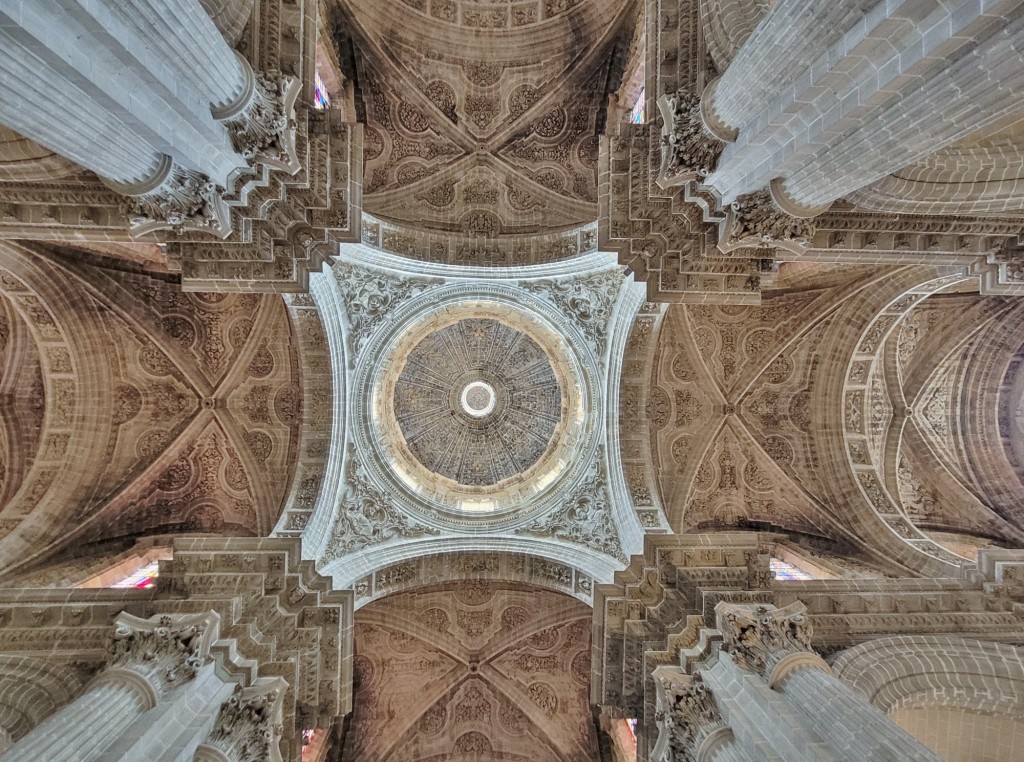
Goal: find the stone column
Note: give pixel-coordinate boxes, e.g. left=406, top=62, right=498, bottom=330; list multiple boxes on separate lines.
left=193, top=678, right=287, bottom=762
left=715, top=602, right=945, bottom=762
left=0, top=0, right=300, bottom=235
left=0, top=611, right=218, bottom=762
left=99, top=0, right=301, bottom=173
left=663, top=0, right=1024, bottom=218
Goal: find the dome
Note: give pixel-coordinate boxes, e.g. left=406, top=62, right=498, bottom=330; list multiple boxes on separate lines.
left=392, top=318, right=562, bottom=487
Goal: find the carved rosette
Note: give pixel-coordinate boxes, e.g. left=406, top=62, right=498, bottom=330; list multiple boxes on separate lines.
left=716, top=602, right=814, bottom=679
left=657, top=672, right=727, bottom=762
left=105, top=611, right=217, bottom=698
left=659, top=90, right=725, bottom=180
left=726, top=189, right=815, bottom=248
left=201, top=681, right=285, bottom=762
left=219, top=70, right=301, bottom=174
left=121, top=162, right=230, bottom=237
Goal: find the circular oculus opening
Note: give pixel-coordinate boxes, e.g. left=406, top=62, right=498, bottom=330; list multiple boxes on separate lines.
left=460, top=380, right=496, bottom=418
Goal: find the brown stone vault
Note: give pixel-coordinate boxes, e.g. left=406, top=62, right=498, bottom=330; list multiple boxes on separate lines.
left=0, top=0, right=1023, bottom=760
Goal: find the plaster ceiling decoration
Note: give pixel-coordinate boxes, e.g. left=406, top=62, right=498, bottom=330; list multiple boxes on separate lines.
left=334, top=0, right=636, bottom=240
left=392, top=318, right=563, bottom=487
left=303, top=247, right=648, bottom=587
left=348, top=582, right=598, bottom=762
left=0, top=244, right=310, bottom=573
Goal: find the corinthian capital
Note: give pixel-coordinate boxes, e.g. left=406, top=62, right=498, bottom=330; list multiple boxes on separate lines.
left=658, top=89, right=725, bottom=181
left=655, top=670, right=727, bottom=762
left=198, top=679, right=286, bottom=762
left=214, top=54, right=301, bottom=175
left=113, top=155, right=231, bottom=237
left=726, top=189, right=816, bottom=248
left=715, top=601, right=814, bottom=680
left=105, top=611, right=219, bottom=699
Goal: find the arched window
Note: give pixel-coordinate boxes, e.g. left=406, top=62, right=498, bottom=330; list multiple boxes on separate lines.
left=770, top=556, right=814, bottom=580
left=110, top=560, right=159, bottom=589
left=313, top=70, right=331, bottom=110
left=629, top=88, right=646, bottom=124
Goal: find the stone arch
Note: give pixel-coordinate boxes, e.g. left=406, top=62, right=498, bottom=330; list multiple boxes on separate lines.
left=848, top=112, right=1024, bottom=215
left=834, top=636, right=1024, bottom=759
left=835, top=636, right=1024, bottom=716
left=0, top=656, right=83, bottom=746
left=812, top=265, right=971, bottom=576
left=348, top=550, right=597, bottom=610
left=0, top=241, right=117, bottom=575
left=0, top=125, right=78, bottom=182
left=701, top=0, right=771, bottom=72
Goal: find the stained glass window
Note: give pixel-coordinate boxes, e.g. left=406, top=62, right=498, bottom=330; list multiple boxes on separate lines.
left=770, top=557, right=813, bottom=581
left=313, top=70, right=331, bottom=110
left=629, top=88, right=645, bottom=124
left=111, top=560, right=159, bottom=589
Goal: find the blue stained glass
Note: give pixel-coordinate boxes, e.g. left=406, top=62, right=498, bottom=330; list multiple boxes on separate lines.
left=770, top=557, right=813, bottom=581
left=629, top=88, right=645, bottom=124
left=314, top=70, right=331, bottom=110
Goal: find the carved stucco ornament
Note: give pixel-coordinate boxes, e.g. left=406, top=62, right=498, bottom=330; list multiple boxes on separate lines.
left=522, top=269, right=622, bottom=357
left=323, top=454, right=440, bottom=562
left=517, top=458, right=625, bottom=561
left=333, top=262, right=441, bottom=362
left=724, top=189, right=816, bottom=251
left=213, top=55, right=302, bottom=175
left=103, top=611, right=217, bottom=699
left=115, top=156, right=231, bottom=237
left=655, top=671, right=728, bottom=762
left=716, top=601, right=818, bottom=682
left=658, top=90, right=725, bottom=181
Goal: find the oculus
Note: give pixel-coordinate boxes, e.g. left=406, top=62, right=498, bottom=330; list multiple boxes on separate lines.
left=392, top=318, right=562, bottom=487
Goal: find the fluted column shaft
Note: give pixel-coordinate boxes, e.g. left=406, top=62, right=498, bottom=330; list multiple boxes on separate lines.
left=0, top=0, right=246, bottom=186
left=776, top=665, right=944, bottom=762
left=0, top=612, right=219, bottom=762
left=0, top=21, right=162, bottom=185
left=0, top=678, right=151, bottom=762
left=705, top=0, right=880, bottom=138
left=779, top=5, right=1024, bottom=208
left=100, top=0, right=250, bottom=110
left=700, top=0, right=1024, bottom=210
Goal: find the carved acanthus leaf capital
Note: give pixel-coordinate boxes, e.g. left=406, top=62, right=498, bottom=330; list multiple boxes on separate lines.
left=716, top=601, right=813, bottom=678
left=216, top=62, right=301, bottom=174
left=727, top=189, right=815, bottom=248
left=656, top=671, right=727, bottom=762
left=119, top=159, right=230, bottom=237
left=202, top=680, right=286, bottom=762
left=106, top=611, right=218, bottom=698
left=659, top=90, right=725, bottom=180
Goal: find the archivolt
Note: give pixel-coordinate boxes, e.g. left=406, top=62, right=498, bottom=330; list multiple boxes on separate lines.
left=834, top=635, right=1024, bottom=719
left=0, top=125, right=78, bottom=182
left=701, top=0, right=770, bottom=72
left=848, top=112, right=1024, bottom=215
left=0, top=656, right=83, bottom=743
left=0, top=241, right=116, bottom=575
